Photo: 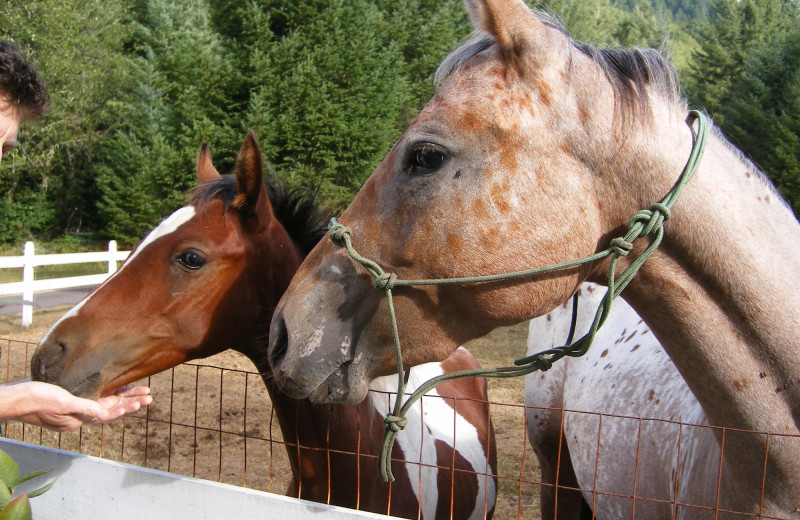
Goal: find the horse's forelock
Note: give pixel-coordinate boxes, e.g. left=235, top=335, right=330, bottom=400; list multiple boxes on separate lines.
left=188, top=175, right=330, bottom=257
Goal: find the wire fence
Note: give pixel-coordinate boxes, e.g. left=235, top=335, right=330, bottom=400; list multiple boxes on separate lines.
left=2, top=337, right=797, bottom=520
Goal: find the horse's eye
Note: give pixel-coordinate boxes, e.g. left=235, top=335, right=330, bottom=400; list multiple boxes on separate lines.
left=176, top=250, right=206, bottom=270
left=410, top=145, right=446, bottom=174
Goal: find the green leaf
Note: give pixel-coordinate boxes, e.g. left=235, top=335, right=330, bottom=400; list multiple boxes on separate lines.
left=26, top=478, right=56, bottom=500
left=0, top=494, right=32, bottom=520
left=0, top=481, right=11, bottom=511
left=0, top=452, right=19, bottom=490
left=11, top=469, right=53, bottom=490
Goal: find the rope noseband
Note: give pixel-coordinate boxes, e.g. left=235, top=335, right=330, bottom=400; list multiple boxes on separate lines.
left=328, top=111, right=708, bottom=481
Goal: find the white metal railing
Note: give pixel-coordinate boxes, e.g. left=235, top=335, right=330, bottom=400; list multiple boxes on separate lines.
left=0, top=241, right=131, bottom=327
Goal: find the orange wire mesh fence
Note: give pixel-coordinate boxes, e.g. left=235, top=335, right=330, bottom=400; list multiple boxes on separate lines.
left=1, top=337, right=797, bottom=520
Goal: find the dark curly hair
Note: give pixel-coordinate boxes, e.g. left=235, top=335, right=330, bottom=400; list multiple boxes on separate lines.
left=0, top=40, right=48, bottom=120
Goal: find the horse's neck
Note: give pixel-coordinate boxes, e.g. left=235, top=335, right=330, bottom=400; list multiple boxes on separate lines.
left=247, top=352, right=368, bottom=489
left=612, top=126, right=800, bottom=505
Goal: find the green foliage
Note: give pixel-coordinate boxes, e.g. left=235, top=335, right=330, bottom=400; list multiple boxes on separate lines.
left=539, top=0, right=669, bottom=48
left=682, top=0, right=800, bottom=214
left=0, top=0, right=798, bottom=240
left=0, top=0, right=133, bottom=240
left=246, top=0, right=404, bottom=194
left=683, top=0, right=796, bottom=123
left=0, top=448, right=55, bottom=519
left=719, top=28, right=800, bottom=212
left=95, top=0, right=242, bottom=241
left=241, top=0, right=469, bottom=210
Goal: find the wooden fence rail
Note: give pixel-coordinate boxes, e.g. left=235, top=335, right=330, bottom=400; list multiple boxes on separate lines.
left=0, top=241, right=131, bottom=326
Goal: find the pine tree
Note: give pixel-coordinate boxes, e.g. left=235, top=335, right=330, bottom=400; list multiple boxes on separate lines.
left=721, top=27, right=800, bottom=213
left=0, top=0, right=133, bottom=241
left=96, top=0, right=242, bottom=242
left=242, top=0, right=413, bottom=210
left=684, top=0, right=794, bottom=124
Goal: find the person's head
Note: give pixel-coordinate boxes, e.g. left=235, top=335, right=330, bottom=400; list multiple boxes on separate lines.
left=0, top=40, right=48, bottom=164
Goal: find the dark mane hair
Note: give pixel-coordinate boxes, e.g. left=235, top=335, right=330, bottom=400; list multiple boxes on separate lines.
left=188, top=175, right=330, bottom=257
left=435, top=10, right=680, bottom=117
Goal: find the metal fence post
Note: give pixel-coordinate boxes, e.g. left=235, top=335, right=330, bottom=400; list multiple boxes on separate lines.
left=22, top=241, right=34, bottom=327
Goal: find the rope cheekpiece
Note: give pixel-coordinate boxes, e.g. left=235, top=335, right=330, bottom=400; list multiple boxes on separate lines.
left=328, top=111, right=708, bottom=482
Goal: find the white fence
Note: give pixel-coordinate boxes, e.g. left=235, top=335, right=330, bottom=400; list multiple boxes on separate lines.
left=0, top=241, right=130, bottom=327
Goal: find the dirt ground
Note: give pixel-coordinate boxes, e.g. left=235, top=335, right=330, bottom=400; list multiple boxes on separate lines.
left=0, top=306, right=542, bottom=520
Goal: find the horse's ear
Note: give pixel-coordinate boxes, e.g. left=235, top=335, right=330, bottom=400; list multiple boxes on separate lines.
left=196, top=142, right=222, bottom=184
left=233, top=131, right=272, bottom=230
left=464, top=0, right=567, bottom=77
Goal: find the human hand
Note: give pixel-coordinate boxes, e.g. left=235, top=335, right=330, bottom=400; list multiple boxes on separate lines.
left=0, top=380, right=152, bottom=432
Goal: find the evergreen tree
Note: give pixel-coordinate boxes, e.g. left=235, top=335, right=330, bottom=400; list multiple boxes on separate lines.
left=684, top=0, right=794, bottom=124
left=375, top=0, right=470, bottom=111
left=242, top=0, right=412, bottom=210
left=538, top=0, right=668, bottom=49
left=720, top=28, right=800, bottom=213
left=96, top=0, right=241, bottom=242
left=0, top=0, right=133, bottom=242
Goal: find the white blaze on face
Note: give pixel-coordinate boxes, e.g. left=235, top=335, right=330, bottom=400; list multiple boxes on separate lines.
left=369, top=347, right=496, bottom=520
left=39, top=206, right=197, bottom=345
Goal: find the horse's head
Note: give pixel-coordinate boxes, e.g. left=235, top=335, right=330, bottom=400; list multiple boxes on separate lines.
left=269, top=0, right=693, bottom=404
left=32, top=132, right=308, bottom=399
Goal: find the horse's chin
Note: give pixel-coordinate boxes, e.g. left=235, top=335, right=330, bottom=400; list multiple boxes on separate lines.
left=64, top=372, right=104, bottom=400
left=305, top=363, right=370, bottom=405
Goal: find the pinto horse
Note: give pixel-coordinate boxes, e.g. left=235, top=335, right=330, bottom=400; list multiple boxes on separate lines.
left=31, top=133, right=497, bottom=520
left=268, top=0, right=800, bottom=518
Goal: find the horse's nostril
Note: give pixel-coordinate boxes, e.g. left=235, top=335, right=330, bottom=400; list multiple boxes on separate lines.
left=31, top=342, right=67, bottom=382
left=269, top=318, right=289, bottom=371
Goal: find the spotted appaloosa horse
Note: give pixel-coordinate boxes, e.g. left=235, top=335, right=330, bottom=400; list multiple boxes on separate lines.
left=31, top=133, right=497, bottom=520
left=526, top=283, right=720, bottom=518
left=267, top=0, right=800, bottom=518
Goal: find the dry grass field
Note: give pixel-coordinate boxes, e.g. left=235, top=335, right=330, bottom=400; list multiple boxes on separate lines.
left=0, top=304, right=542, bottom=520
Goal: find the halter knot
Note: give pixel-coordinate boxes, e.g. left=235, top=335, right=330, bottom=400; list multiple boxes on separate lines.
left=374, top=272, right=397, bottom=291
left=328, top=218, right=352, bottom=247
left=629, top=202, right=672, bottom=238
left=532, top=355, right=554, bottom=371
left=383, top=414, right=408, bottom=433
left=610, top=237, right=633, bottom=256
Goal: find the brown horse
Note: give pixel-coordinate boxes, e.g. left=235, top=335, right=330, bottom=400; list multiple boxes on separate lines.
left=31, top=133, right=497, bottom=520
left=268, top=0, right=800, bottom=518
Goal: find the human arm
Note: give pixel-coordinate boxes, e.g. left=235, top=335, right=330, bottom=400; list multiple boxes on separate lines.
left=0, top=379, right=152, bottom=432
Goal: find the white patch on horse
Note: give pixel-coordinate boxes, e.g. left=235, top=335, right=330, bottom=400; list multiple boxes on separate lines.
left=40, top=206, right=197, bottom=346
left=123, top=206, right=197, bottom=265
left=299, top=325, right=325, bottom=359
left=339, top=335, right=351, bottom=357
left=369, top=349, right=495, bottom=520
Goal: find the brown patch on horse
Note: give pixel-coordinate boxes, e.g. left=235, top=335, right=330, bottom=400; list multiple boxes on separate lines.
left=490, top=182, right=511, bottom=213
left=472, top=197, right=489, bottom=220
left=446, top=233, right=463, bottom=257
left=435, top=439, right=480, bottom=519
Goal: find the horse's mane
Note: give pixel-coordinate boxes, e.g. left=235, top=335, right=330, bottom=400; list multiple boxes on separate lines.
left=435, top=9, right=680, bottom=117
left=189, top=175, right=331, bottom=257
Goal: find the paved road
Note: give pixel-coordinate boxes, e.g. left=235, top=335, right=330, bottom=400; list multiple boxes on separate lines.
left=0, top=287, right=94, bottom=315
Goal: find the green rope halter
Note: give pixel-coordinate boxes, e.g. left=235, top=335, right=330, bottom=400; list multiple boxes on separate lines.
left=328, top=111, right=708, bottom=482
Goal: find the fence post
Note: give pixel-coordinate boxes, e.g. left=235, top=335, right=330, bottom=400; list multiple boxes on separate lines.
left=22, top=241, right=34, bottom=327
left=108, top=240, right=118, bottom=274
